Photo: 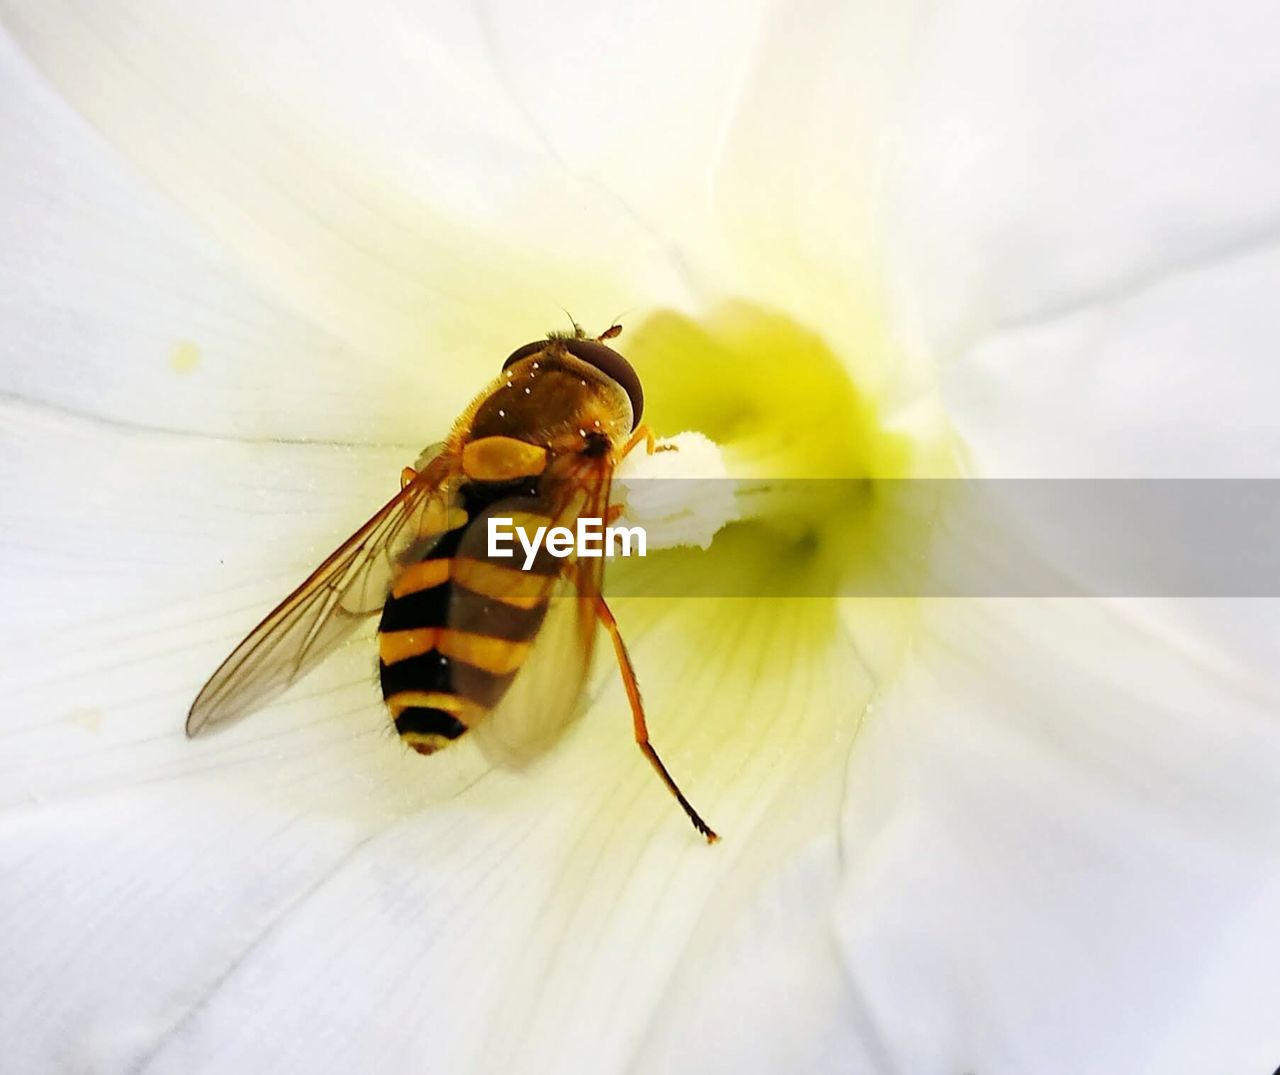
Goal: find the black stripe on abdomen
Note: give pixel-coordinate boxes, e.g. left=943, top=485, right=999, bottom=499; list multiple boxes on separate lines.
left=394, top=707, right=467, bottom=741
left=380, top=583, right=547, bottom=640
left=378, top=650, right=517, bottom=708
left=380, top=584, right=450, bottom=633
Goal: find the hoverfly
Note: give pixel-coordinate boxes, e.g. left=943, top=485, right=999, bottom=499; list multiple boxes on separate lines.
left=187, top=324, right=717, bottom=842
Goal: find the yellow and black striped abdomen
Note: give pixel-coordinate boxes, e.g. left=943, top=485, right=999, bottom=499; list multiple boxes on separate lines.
left=378, top=486, right=553, bottom=755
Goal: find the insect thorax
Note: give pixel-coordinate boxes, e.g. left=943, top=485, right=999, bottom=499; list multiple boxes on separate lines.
left=467, top=355, right=632, bottom=453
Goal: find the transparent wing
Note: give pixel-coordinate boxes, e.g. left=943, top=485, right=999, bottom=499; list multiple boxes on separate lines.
left=187, top=450, right=460, bottom=735
left=452, top=457, right=613, bottom=767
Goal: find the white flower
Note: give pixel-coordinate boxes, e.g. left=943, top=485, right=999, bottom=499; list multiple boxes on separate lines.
left=3, top=3, right=1280, bottom=1074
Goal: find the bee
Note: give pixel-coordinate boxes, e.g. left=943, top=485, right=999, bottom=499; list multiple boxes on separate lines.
left=187, top=324, right=717, bottom=842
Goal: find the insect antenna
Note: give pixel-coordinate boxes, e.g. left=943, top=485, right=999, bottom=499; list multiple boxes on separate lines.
left=556, top=307, right=586, bottom=339
left=598, top=307, right=634, bottom=342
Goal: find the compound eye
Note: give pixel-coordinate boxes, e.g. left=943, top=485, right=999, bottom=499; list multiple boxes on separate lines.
left=562, top=339, right=644, bottom=431
left=502, top=341, right=547, bottom=370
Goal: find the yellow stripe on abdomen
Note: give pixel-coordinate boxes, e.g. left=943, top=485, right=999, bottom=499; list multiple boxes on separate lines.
left=391, top=558, right=450, bottom=598
left=378, top=628, right=439, bottom=665
left=385, top=690, right=474, bottom=720
left=452, top=557, right=551, bottom=608
left=435, top=629, right=532, bottom=675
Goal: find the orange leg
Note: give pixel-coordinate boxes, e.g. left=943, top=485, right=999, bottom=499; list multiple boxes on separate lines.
left=621, top=424, right=679, bottom=459
left=400, top=466, right=417, bottom=490
left=596, top=595, right=718, bottom=843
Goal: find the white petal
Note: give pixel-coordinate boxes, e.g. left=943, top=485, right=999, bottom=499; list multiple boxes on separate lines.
left=475, top=0, right=919, bottom=337
left=0, top=0, right=699, bottom=382
left=886, top=0, right=1280, bottom=357
left=0, top=29, right=421, bottom=443
left=889, top=4, right=1280, bottom=702
left=833, top=598, right=1280, bottom=1073
left=942, top=246, right=1280, bottom=477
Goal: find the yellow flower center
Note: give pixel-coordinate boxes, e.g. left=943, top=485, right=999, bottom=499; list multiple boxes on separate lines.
left=614, top=299, right=960, bottom=605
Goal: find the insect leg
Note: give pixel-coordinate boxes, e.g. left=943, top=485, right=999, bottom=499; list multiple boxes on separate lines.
left=400, top=466, right=417, bottom=490
left=621, top=424, right=679, bottom=459
left=595, top=595, right=718, bottom=843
